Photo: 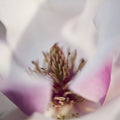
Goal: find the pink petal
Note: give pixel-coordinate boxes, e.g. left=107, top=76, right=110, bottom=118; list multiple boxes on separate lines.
left=70, top=0, right=120, bottom=104
left=0, top=61, right=52, bottom=115
left=70, top=45, right=113, bottom=104
left=3, top=78, right=52, bottom=115
left=104, top=53, right=120, bottom=103
left=7, top=0, right=85, bottom=67
left=70, top=59, right=112, bottom=104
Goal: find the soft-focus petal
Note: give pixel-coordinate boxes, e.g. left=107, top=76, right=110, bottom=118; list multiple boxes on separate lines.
left=0, top=42, right=11, bottom=79
left=1, top=0, right=86, bottom=117
left=95, top=0, right=120, bottom=47
left=0, top=21, right=6, bottom=41
left=0, top=0, right=43, bottom=48
left=70, top=0, right=120, bottom=104
left=62, top=0, right=105, bottom=57
left=105, top=52, right=120, bottom=102
left=26, top=112, right=53, bottom=120
left=70, top=45, right=112, bottom=104
left=1, top=0, right=120, bottom=119
left=0, top=59, right=52, bottom=115
left=47, top=0, right=85, bottom=14
left=10, top=0, right=85, bottom=67
left=0, top=107, right=26, bottom=120
left=73, top=96, right=120, bottom=120
left=2, top=66, right=52, bottom=116
left=3, top=78, right=51, bottom=115
left=0, top=95, right=27, bottom=120
left=27, top=97, right=120, bottom=120
left=0, top=21, right=9, bottom=77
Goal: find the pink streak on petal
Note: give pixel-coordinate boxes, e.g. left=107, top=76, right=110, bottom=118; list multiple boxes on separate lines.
left=70, top=60, right=112, bottom=104
left=3, top=80, right=51, bottom=115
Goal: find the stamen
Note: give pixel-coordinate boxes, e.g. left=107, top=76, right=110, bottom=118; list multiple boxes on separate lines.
left=29, top=43, right=86, bottom=120
left=76, top=58, right=86, bottom=73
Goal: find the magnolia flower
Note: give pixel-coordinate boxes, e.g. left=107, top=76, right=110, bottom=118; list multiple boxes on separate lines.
left=0, top=0, right=120, bottom=120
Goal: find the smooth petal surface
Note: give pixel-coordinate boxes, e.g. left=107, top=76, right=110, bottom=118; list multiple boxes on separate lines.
left=26, top=113, right=53, bottom=120
left=0, top=93, right=25, bottom=120
left=0, top=56, right=52, bottom=115
left=0, top=42, right=11, bottom=81
left=95, top=0, right=120, bottom=46
left=105, top=52, right=120, bottom=103
left=0, top=21, right=6, bottom=41
left=75, top=96, right=120, bottom=120
left=1, top=0, right=120, bottom=119
left=0, top=21, right=9, bottom=78
left=6, top=0, right=85, bottom=67
left=70, top=0, right=120, bottom=104
left=70, top=47, right=112, bottom=104
left=62, top=0, right=105, bottom=57
left=3, top=75, right=52, bottom=115
left=0, top=0, right=43, bottom=48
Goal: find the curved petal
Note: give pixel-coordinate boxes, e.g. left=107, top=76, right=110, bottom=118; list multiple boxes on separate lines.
left=9, top=0, right=85, bottom=67
left=0, top=46, right=52, bottom=115
left=1, top=1, right=86, bottom=116
left=2, top=76, right=52, bottom=115
left=0, top=0, right=43, bottom=48
left=95, top=0, right=120, bottom=46
left=70, top=0, right=120, bottom=104
left=0, top=21, right=6, bottom=41
left=0, top=95, right=26, bottom=120
left=105, top=52, right=120, bottom=103
left=62, top=0, right=105, bottom=57
left=1, top=59, right=52, bottom=115
left=28, top=95, right=120, bottom=120
left=47, top=0, right=85, bottom=15
left=0, top=42, right=11, bottom=79
left=4, top=81, right=51, bottom=115
left=70, top=47, right=112, bottom=104
left=27, top=112, right=53, bottom=120
left=76, top=96, right=120, bottom=120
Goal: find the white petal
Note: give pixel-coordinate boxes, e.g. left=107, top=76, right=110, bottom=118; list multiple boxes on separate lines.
left=0, top=21, right=6, bottom=41
left=0, top=42, right=11, bottom=78
left=13, top=0, right=85, bottom=67
left=95, top=0, right=120, bottom=47
left=70, top=45, right=113, bottom=104
left=0, top=0, right=44, bottom=48
left=73, top=96, right=120, bottom=120
left=68, top=0, right=120, bottom=104
left=62, top=0, right=105, bottom=57
left=1, top=59, right=52, bottom=115
left=47, top=0, right=85, bottom=15
left=26, top=112, right=53, bottom=120
left=0, top=90, right=25, bottom=120
left=105, top=52, right=120, bottom=102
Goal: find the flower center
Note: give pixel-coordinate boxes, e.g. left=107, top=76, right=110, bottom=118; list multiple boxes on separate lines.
left=29, top=43, right=86, bottom=120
